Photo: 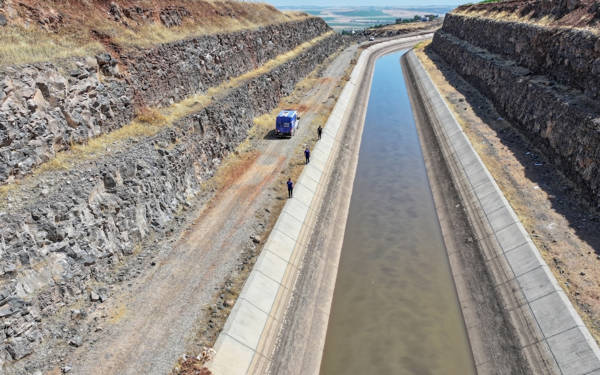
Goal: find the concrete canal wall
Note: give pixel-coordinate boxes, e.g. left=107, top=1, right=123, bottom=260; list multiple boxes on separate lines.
left=207, top=35, right=430, bottom=375
left=403, top=50, right=600, bottom=375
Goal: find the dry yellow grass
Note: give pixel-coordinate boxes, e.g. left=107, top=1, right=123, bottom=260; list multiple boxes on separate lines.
left=34, top=107, right=169, bottom=174
left=0, top=26, right=105, bottom=67
left=413, top=39, right=431, bottom=51
left=0, top=1, right=308, bottom=66
left=137, top=107, right=168, bottom=126
left=162, top=31, right=334, bottom=121
left=111, top=6, right=305, bottom=48
left=3, top=30, right=333, bottom=185
left=454, top=9, right=600, bottom=35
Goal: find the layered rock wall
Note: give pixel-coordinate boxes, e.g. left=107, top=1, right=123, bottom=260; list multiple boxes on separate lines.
left=0, top=22, right=341, bottom=371
left=432, top=13, right=600, bottom=206
left=0, top=17, right=329, bottom=183
left=442, top=13, right=600, bottom=100
left=126, top=17, right=330, bottom=106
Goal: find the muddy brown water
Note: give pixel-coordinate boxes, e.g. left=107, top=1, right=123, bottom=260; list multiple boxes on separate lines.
left=320, top=51, right=475, bottom=374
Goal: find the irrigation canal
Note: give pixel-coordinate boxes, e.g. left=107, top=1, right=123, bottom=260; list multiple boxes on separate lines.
left=319, top=50, right=475, bottom=374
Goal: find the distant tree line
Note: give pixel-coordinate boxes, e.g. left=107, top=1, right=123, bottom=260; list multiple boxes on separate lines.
left=396, top=14, right=438, bottom=24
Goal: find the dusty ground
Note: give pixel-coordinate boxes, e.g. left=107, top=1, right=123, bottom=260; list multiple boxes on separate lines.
left=37, top=44, right=360, bottom=375
left=415, top=42, right=600, bottom=343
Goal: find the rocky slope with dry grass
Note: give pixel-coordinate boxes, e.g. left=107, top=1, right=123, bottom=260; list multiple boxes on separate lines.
left=0, top=1, right=342, bottom=372
left=432, top=0, right=600, bottom=208
left=0, top=1, right=326, bottom=183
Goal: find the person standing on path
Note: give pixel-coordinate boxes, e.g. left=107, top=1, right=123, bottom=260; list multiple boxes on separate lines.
left=287, top=178, right=294, bottom=198
left=305, top=147, right=310, bottom=164
left=317, top=125, right=322, bottom=140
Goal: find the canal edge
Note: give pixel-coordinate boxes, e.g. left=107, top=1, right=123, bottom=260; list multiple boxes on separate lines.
left=402, top=50, right=600, bottom=374
left=207, top=35, right=432, bottom=375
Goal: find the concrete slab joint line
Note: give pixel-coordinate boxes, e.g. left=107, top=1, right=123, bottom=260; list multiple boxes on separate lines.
left=404, top=50, right=600, bottom=375
left=208, top=36, right=431, bottom=374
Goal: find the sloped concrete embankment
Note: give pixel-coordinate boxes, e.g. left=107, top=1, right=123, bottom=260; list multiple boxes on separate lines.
left=207, top=35, right=431, bottom=375
left=404, top=50, right=600, bottom=375
left=431, top=13, right=600, bottom=207
left=0, top=32, right=341, bottom=371
left=0, top=17, right=329, bottom=183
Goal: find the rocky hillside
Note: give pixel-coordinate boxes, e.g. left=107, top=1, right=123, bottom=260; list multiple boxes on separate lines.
left=0, top=0, right=320, bottom=183
left=431, top=0, right=600, bottom=207
left=0, top=1, right=342, bottom=372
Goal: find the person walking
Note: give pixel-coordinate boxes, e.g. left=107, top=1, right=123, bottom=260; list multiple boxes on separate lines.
left=304, top=146, right=310, bottom=164
left=287, top=178, right=294, bottom=198
left=317, top=125, right=322, bottom=140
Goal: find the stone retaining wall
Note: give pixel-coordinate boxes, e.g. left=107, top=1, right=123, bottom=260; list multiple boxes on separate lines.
left=443, top=13, right=600, bottom=100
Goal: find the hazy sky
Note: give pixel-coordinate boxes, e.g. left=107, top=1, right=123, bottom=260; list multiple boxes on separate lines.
left=269, top=0, right=470, bottom=7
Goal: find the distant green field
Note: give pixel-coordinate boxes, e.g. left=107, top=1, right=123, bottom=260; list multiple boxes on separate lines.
left=279, top=6, right=453, bottom=31
left=336, top=9, right=388, bottom=17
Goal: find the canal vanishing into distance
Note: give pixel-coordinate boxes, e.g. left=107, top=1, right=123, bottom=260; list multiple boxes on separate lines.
left=320, top=51, right=475, bottom=374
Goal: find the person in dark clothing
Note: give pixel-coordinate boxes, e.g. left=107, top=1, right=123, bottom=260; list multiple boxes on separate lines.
left=304, top=147, right=310, bottom=164
left=287, top=178, right=293, bottom=198
left=317, top=126, right=322, bottom=140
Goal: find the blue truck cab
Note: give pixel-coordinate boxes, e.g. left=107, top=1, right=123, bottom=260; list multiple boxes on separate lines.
left=275, top=110, right=299, bottom=137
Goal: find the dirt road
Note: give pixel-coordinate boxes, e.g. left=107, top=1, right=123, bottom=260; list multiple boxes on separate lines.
left=65, top=45, right=358, bottom=375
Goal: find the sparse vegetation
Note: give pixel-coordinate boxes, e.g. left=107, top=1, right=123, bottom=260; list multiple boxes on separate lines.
left=0, top=30, right=334, bottom=189
left=137, top=107, right=168, bottom=126
left=0, top=0, right=308, bottom=66
left=162, top=31, right=335, bottom=122
left=413, top=39, right=432, bottom=51
left=0, top=26, right=105, bottom=68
